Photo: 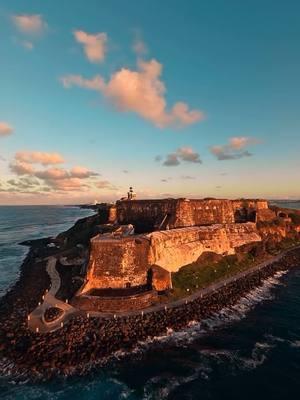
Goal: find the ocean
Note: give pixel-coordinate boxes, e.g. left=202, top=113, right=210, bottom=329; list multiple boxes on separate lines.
left=1, top=203, right=300, bottom=400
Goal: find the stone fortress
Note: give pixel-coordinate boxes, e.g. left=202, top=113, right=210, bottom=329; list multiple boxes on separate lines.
left=71, top=188, right=283, bottom=313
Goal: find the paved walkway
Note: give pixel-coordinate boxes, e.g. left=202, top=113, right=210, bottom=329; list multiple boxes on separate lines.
left=28, top=257, right=79, bottom=333
left=28, top=246, right=300, bottom=333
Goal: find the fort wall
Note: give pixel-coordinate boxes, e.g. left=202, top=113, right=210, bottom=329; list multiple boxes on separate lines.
left=82, top=236, right=151, bottom=293
left=147, top=222, right=261, bottom=272
left=116, top=198, right=272, bottom=231
left=81, top=222, right=262, bottom=295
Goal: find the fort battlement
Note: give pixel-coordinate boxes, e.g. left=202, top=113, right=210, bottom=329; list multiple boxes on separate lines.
left=116, top=198, right=272, bottom=232
left=75, top=197, right=278, bottom=312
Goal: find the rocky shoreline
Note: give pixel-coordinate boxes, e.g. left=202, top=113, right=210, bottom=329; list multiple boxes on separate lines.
left=0, top=230, right=300, bottom=380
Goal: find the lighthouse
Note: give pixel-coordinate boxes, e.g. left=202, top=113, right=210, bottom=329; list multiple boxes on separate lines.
left=127, top=186, right=136, bottom=200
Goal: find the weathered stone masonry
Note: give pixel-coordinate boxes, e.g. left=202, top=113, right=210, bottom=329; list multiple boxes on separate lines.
left=76, top=198, right=277, bottom=312
left=80, top=222, right=262, bottom=297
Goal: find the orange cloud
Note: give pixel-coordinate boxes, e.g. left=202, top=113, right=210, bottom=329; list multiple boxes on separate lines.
left=61, top=58, right=204, bottom=128
left=74, top=30, right=107, bottom=63
left=15, top=151, right=65, bottom=165
left=0, top=121, right=14, bottom=137
left=12, top=14, right=47, bottom=35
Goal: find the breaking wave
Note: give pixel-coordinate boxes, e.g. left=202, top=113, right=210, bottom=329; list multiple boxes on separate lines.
left=124, top=270, right=288, bottom=353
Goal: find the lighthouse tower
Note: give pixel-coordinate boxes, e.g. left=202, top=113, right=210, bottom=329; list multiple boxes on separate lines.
left=127, top=186, right=136, bottom=200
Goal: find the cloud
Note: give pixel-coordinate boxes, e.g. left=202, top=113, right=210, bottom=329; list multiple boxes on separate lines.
left=95, top=180, right=118, bottom=190
left=0, top=121, right=14, bottom=137
left=15, top=151, right=65, bottom=165
left=61, top=58, right=204, bottom=128
left=7, top=177, right=40, bottom=190
left=155, top=155, right=162, bottom=162
left=12, top=14, right=47, bottom=35
left=176, top=147, right=202, bottom=163
left=9, top=152, right=101, bottom=193
left=60, top=75, right=105, bottom=90
left=132, top=31, right=147, bottom=55
left=35, top=167, right=69, bottom=180
left=161, top=177, right=172, bottom=183
left=160, top=146, right=202, bottom=166
left=210, top=136, right=259, bottom=160
left=21, top=40, right=34, bottom=50
left=10, top=161, right=35, bottom=175
left=181, top=175, right=195, bottom=180
left=163, top=153, right=180, bottom=166
left=122, top=170, right=129, bottom=174
left=74, top=30, right=107, bottom=63
left=47, top=178, right=86, bottom=192
left=70, top=166, right=99, bottom=178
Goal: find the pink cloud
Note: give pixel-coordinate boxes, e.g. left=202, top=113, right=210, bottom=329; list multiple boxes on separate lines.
left=61, top=59, right=204, bottom=128
left=210, top=136, right=260, bottom=160
left=70, top=166, right=99, bottom=178
left=9, top=151, right=102, bottom=193
left=35, top=167, right=69, bottom=180
left=229, top=137, right=253, bottom=150
left=74, top=30, right=107, bottom=63
left=0, top=121, right=14, bottom=137
left=10, top=161, right=34, bottom=175
left=48, top=178, right=85, bottom=192
left=12, top=14, right=47, bottom=35
left=15, top=151, right=65, bottom=165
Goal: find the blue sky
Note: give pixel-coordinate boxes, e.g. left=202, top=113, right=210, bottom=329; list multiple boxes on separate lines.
left=0, top=0, right=299, bottom=204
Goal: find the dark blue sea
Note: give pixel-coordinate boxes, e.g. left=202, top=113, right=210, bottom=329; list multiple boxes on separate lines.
left=1, top=203, right=300, bottom=400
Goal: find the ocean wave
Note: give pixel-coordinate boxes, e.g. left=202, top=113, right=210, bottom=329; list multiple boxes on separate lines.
left=0, top=269, right=288, bottom=388
left=140, top=340, right=274, bottom=400
left=289, top=340, right=300, bottom=348
left=138, top=270, right=288, bottom=349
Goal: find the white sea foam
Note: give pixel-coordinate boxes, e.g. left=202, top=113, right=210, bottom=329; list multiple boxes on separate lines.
left=127, top=269, right=288, bottom=353
left=0, top=268, right=288, bottom=385
left=289, top=340, right=300, bottom=348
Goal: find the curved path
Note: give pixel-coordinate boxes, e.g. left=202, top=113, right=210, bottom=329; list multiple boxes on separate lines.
left=28, top=246, right=300, bottom=333
left=28, top=257, right=79, bottom=333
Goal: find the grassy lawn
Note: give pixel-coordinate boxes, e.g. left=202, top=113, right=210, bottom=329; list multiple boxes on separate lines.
left=170, top=253, right=256, bottom=299
left=170, top=238, right=300, bottom=300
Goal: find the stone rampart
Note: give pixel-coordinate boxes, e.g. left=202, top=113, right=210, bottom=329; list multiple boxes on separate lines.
left=116, top=198, right=273, bottom=231
left=72, top=290, right=157, bottom=312
left=80, top=222, right=262, bottom=295
left=81, top=236, right=151, bottom=293
left=147, top=222, right=261, bottom=272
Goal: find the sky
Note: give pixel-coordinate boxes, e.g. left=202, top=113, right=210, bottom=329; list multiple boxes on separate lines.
left=0, top=0, right=300, bottom=205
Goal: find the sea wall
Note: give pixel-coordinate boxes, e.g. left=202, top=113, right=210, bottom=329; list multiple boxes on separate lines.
left=2, top=248, right=299, bottom=379
left=72, top=290, right=157, bottom=312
